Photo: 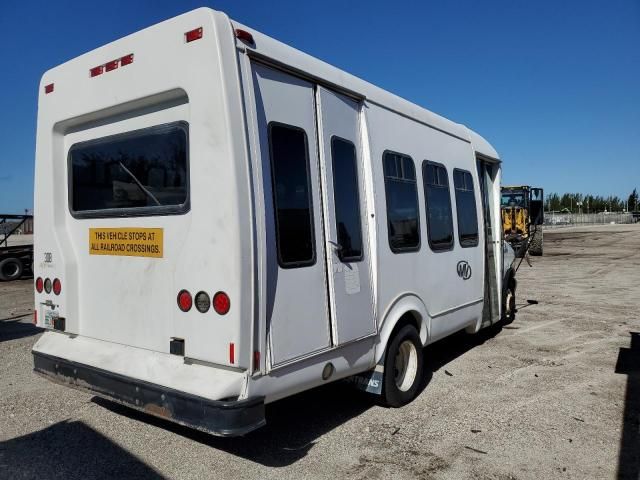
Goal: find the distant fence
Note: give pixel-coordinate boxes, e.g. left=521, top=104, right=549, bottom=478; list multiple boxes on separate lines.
left=545, top=211, right=637, bottom=227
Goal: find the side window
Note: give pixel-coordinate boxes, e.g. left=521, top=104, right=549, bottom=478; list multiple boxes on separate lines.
left=268, top=123, right=315, bottom=268
left=422, top=161, right=454, bottom=251
left=382, top=151, right=420, bottom=252
left=453, top=169, right=479, bottom=247
left=331, top=137, right=363, bottom=262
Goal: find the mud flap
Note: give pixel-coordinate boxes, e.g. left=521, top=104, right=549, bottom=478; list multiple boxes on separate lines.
left=345, top=362, right=384, bottom=395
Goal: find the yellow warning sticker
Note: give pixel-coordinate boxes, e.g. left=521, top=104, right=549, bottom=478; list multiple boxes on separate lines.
left=89, top=228, right=163, bottom=258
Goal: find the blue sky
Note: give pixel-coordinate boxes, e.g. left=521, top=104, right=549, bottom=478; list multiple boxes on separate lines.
left=0, top=0, right=638, bottom=213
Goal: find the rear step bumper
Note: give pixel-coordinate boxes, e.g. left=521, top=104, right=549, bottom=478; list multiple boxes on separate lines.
left=33, top=351, right=266, bottom=437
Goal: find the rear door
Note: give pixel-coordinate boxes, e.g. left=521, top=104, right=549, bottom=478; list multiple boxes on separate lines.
left=251, top=64, right=332, bottom=366
left=317, top=87, right=375, bottom=344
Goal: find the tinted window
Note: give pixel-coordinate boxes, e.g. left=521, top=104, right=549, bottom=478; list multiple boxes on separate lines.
left=331, top=138, right=363, bottom=261
left=268, top=123, right=315, bottom=267
left=69, top=122, right=188, bottom=216
left=453, top=169, right=479, bottom=247
left=383, top=152, right=420, bottom=252
left=423, top=162, right=454, bottom=251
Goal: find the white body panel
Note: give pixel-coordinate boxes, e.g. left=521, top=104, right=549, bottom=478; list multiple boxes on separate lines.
left=33, top=7, right=505, bottom=409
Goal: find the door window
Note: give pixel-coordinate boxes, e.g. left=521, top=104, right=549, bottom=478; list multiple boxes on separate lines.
left=268, top=123, right=316, bottom=268
left=331, top=137, right=363, bottom=262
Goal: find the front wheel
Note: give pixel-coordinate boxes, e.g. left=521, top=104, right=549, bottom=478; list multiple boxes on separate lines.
left=381, top=324, right=424, bottom=407
left=502, top=282, right=516, bottom=325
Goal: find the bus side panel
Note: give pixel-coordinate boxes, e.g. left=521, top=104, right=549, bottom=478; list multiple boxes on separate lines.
left=365, top=104, right=484, bottom=341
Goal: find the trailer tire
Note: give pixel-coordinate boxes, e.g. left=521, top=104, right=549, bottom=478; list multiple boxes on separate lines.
left=381, top=324, right=424, bottom=407
left=529, top=228, right=543, bottom=256
left=0, top=257, right=23, bottom=281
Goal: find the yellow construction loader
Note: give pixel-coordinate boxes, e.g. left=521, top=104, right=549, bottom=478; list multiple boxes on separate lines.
left=501, top=186, right=544, bottom=257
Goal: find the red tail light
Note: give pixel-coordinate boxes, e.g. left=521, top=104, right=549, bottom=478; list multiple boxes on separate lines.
left=213, top=291, right=230, bottom=315
left=177, top=290, right=192, bottom=312
left=35, top=277, right=43, bottom=293
left=185, top=27, right=203, bottom=43
left=53, top=278, right=62, bottom=296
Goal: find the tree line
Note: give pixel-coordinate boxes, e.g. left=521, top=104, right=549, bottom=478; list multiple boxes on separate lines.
left=544, top=188, right=639, bottom=213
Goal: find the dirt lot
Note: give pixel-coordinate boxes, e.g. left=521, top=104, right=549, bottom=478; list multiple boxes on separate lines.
left=1, top=225, right=639, bottom=480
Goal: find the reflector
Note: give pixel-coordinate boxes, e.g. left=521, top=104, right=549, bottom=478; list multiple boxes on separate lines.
left=229, top=343, right=235, bottom=364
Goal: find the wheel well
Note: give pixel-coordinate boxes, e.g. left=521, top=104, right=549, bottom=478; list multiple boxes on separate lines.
left=391, top=311, right=421, bottom=338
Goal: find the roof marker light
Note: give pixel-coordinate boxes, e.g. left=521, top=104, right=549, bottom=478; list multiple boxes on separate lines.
left=105, top=60, right=119, bottom=72
left=185, top=27, right=203, bottom=43
left=90, top=65, right=104, bottom=77
left=120, top=54, right=134, bottom=66
left=235, top=29, right=254, bottom=45
left=44, top=84, right=54, bottom=94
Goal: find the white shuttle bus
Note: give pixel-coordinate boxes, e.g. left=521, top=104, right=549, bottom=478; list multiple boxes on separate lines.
left=33, top=8, right=517, bottom=436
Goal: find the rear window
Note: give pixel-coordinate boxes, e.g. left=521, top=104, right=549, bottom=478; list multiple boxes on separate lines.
left=69, top=122, right=189, bottom=217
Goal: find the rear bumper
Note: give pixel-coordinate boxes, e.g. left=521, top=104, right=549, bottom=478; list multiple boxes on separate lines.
left=33, top=351, right=265, bottom=437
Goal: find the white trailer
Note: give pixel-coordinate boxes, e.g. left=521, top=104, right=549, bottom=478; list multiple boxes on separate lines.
left=32, top=8, right=517, bottom=436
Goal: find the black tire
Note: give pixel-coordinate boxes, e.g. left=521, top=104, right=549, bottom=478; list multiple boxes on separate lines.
left=381, top=324, right=424, bottom=407
left=0, top=257, right=24, bottom=281
left=502, top=281, right=516, bottom=325
left=529, top=228, right=543, bottom=256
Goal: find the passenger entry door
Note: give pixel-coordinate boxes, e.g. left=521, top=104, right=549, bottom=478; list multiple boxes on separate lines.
left=477, top=159, right=501, bottom=325
left=251, top=64, right=332, bottom=366
left=317, top=87, right=375, bottom=344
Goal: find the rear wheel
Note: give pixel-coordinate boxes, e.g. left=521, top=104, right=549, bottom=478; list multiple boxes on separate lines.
left=0, top=257, right=23, bottom=281
left=381, top=324, right=424, bottom=407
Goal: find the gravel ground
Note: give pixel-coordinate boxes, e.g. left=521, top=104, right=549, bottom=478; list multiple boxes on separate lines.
left=1, top=224, right=639, bottom=479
